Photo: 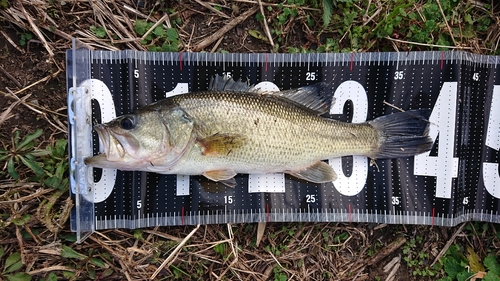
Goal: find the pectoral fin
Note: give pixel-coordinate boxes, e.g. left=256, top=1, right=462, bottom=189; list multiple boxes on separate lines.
left=197, top=133, right=246, bottom=156
left=288, top=161, right=337, bottom=183
left=203, top=169, right=237, bottom=187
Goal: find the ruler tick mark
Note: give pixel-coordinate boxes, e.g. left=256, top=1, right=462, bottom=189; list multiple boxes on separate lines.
left=350, top=53, right=354, bottom=71
left=179, top=52, right=183, bottom=70
left=182, top=206, right=185, bottom=225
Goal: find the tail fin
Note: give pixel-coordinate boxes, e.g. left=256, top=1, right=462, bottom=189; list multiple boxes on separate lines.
left=369, top=109, right=433, bottom=159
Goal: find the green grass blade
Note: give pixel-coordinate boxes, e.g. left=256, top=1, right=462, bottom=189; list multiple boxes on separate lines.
left=17, top=129, right=42, bottom=150
left=7, top=157, right=18, bottom=180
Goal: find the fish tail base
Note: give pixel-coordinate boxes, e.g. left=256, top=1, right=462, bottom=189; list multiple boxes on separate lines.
left=370, top=109, right=433, bottom=159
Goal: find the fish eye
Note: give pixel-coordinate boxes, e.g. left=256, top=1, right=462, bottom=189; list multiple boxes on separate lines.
left=120, top=116, right=136, bottom=130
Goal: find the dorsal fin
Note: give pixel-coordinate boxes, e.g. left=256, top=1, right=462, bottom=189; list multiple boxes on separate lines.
left=208, top=74, right=335, bottom=115
left=264, top=83, right=335, bottom=115
left=209, top=74, right=254, bottom=92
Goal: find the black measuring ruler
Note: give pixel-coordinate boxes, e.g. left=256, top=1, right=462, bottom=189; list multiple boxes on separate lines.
left=67, top=48, right=500, bottom=242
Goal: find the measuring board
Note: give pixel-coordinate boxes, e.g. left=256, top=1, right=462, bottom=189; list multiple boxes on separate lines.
left=67, top=44, right=500, bottom=243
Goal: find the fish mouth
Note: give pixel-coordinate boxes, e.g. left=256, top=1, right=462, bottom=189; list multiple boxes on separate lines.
left=94, top=124, right=110, bottom=155
left=93, top=124, right=126, bottom=161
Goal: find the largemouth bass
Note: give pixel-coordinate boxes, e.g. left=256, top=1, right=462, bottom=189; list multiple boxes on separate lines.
left=85, top=75, right=432, bottom=187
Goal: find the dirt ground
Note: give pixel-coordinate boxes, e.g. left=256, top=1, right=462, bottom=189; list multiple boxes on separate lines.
left=0, top=1, right=499, bottom=280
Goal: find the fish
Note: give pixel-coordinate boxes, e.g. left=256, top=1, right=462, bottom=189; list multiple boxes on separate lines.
left=84, top=74, right=433, bottom=187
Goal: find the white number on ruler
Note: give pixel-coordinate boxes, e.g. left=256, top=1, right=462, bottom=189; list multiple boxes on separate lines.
left=394, top=71, right=404, bottom=80
left=305, top=194, right=316, bottom=203
left=483, top=85, right=500, bottom=199
left=463, top=197, right=469, bottom=205
left=329, top=80, right=369, bottom=196
left=306, top=72, right=316, bottom=81
left=224, top=196, right=233, bottom=204
left=472, top=73, right=479, bottom=81
left=134, top=69, right=140, bottom=78
left=392, top=196, right=401, bottom=205
left=136, top=200, right=142, bottom=209
left=414, top=82, right=459, bottom=199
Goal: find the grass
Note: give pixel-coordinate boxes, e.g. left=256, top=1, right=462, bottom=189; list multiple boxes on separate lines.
left=0, top=0, right=499, bottom=280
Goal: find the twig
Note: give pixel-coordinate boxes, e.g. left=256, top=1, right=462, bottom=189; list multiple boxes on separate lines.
left=367, top=236, right=406, bottom=266
left=193, top=7, right=258, bottom=51
left=257, top=0, right=274, bottom=47
left=435, top=0, right=459, bottom=47
left=150, top=224, right=200, bottom=280
left=431, top=222, right=466, bottom=266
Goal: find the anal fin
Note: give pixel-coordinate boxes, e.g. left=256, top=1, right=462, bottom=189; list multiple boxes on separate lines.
left=203, top=169, right=237, bottom=188
left=287, top=161, right=337, bottom=183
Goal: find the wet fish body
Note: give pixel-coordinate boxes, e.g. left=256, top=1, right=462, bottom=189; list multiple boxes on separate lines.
left=85, top=75, right=432, bottom=186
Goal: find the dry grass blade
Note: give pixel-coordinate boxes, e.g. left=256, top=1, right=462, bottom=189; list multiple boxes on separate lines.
left=385, top=36, right=474, bottom=50
left=150, top=224, right=201, bottom=280
left=257, top=0, right=274, bottom=46
left=194, top=0, right=230, bottom=19
left=0, top=30, right=25, bottom=54
left=0, top=188, right=53, bottom=204
left=140, top=13, right=172, bottom=42
left=89, top=0, right=144, bottom=50
left=19, top=3, right=54, bottom=57
left=0, top=64, right=22, bottom=88
left=256, top=221, right=266, bottom=246
left=28, top=265, right=76, bottom=275
left=0, top=94, right=29, bottom=126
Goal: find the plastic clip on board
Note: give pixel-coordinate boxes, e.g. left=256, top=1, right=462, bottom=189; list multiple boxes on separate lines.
left=67, top=47, right=500, bottom=243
